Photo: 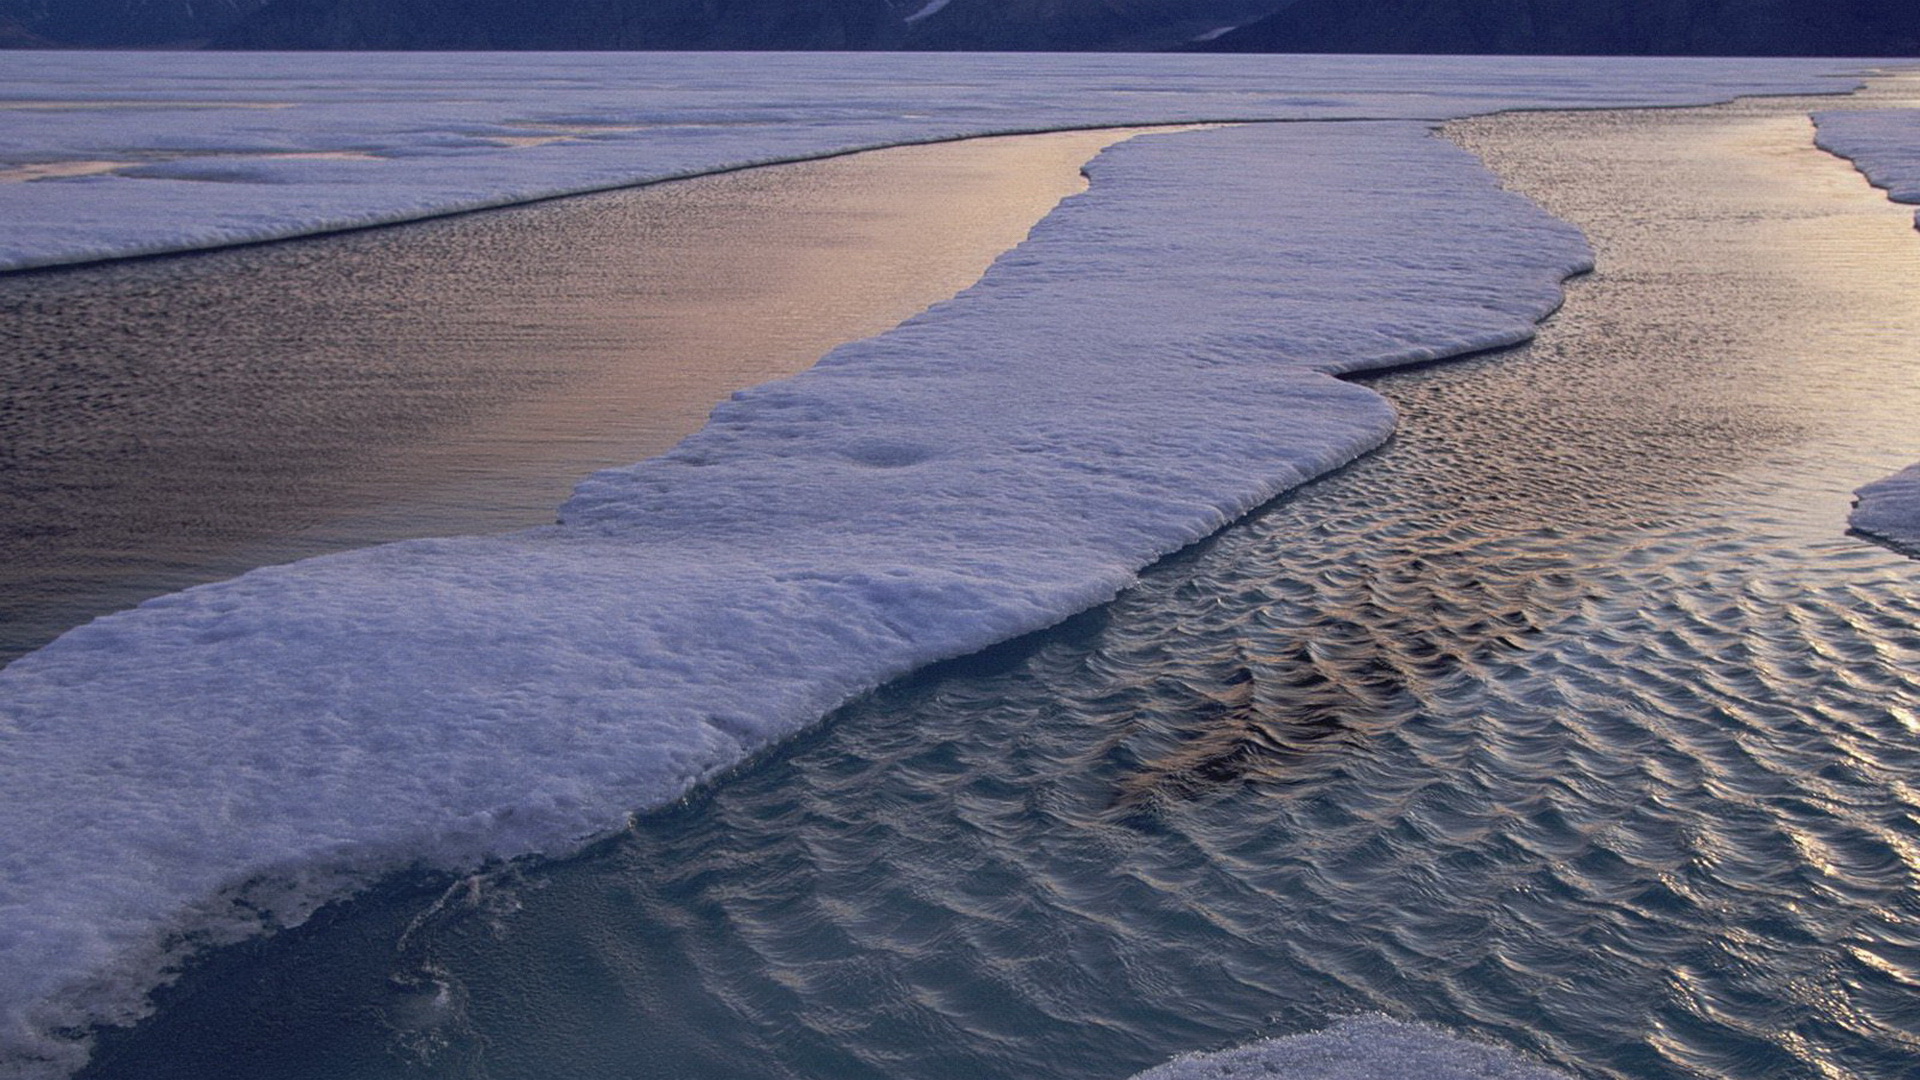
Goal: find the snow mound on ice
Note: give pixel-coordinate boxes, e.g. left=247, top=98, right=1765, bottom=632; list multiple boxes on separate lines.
left=1815, top=107, right=1920, bottom=225
left=1128, top=1016, right=1570, bottom=1080
left=1852, top=462, right=1920, bottom=556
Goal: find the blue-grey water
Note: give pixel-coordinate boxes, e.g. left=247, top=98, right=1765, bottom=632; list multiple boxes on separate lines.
left=74, top=94, right=1920, bottom=1080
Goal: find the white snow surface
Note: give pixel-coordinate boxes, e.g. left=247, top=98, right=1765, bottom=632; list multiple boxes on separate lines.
left=1128, top=1016, right=1572, bottom=1080
left=0, top=53, right=1866, bottom=272
left=1852, top=462, right=1920, bottom=554
left=1816, top=108, right=1920, bottom=553
left=1814, top=107, right=1920, bottom=222
left=0, top=53, right=1881, bottom=1079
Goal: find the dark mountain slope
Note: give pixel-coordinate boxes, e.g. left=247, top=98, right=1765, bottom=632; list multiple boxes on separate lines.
left=208, top=0, right=1291, bottom=50
left=0, top=0, right=268, bottom=46
left=1195, top=0, right=1920, bottom=56
left=212, top=0, right=905, bottom=49
left=902, top=0, right=1287, bottom=51
left=0, top=15, right=55, bottom=45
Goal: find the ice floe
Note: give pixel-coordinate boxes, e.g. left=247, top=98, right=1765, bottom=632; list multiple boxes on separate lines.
left=1127, top=1016, right=1571, bottom=1080
left=1815, top=107, right=1920, bottom=218
left=1852, top=462, right=1920, bottom=555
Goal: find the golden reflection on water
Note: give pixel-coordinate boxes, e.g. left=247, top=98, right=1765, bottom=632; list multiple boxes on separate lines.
left=0, top=159, right=131, bottom=181
left=1450, top=76, right=1920, bottom=916
left=1450, top=81, right=1920, bottom=546
left=362, top=127, right=1159, bottom=540
left=0, top=126, right=1165, bottom=659
left=1710, top=109, right=1920, bottom=529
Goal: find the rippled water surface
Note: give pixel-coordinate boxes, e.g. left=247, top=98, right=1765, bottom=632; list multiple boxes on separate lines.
left=82, top=91, right=1920, bottom=1080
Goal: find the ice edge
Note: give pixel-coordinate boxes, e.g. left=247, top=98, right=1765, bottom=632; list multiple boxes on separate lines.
left=1815, top=108, right=1920, bottom=555
left=0, top=56, right=1891, bottom=1080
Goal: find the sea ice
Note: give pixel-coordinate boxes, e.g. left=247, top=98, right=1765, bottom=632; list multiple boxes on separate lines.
left=1814, top=108, right=1920, bottom=554
left=0, top=52, right=1890, bottom=1080
left=0, top=53, right=1867, bottom=272
left=1128, top=1016, right=1571, bottom=1080
left=0, top=116, right=1595, bottom=1078
left=1851, top=462, right=1920, bottom=554
left=1814, top=107, right=1920, bottom=220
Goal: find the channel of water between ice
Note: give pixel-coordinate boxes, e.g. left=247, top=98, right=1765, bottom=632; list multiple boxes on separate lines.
left=0, top=126, right=1150, bottom=665
left=59, top=81, right=1920, bottom=1080
left=1812, top=97, right=1920, bottom=551
left=0, top=115, right=1594, bottom=1080
left=3, top=63, right=1917, bottom=1079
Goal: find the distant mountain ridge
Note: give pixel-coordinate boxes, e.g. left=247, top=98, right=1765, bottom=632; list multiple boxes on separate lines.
left=204, top=0, right=1291, bottom=51
left=0, top=0, right=267, bottom=46
left=212, top=0, right=909, bottom=50
left=1194, top=0, right=1920, bottom=56
left=4, top=0, right=1915, bottom=53
left=898, top=0, right=1287, bottom=51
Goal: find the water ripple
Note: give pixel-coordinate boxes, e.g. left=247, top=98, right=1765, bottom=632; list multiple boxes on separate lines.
left=77, top=92, right=1920, bottom=1080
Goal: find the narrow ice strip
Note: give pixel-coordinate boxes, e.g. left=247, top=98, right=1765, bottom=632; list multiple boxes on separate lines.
left=1814, top=108, right=1920, bottom=221
left=0, top=121, right=1591, bottom=1078
left=1852, top=463, right=1920, bottom=555
left=1816, top=109, right=1920, bottom=553
left=1127, top=1016, right=1571, bottom=1080
left=0, top=53, right=1865, bottom=271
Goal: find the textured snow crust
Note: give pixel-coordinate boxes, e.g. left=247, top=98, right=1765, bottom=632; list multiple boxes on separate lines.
left=0, top=52, right=1864, bottom=272
left=1128, top=1016, right=1571, bottom=1080
left=0, top=54, right=1876, bottom=1079
left=1815, top=107, right=1920, bottom=222
left=1816, top=108, right=1920, bottom=552
left=1852, top=462, right=1920, bottom=555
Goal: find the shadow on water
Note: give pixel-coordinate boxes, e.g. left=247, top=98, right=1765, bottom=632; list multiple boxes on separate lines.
left=79, top=88, right=1920, bottom=1080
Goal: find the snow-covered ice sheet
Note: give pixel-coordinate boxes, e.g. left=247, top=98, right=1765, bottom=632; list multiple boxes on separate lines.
left=1127, top=1016, right=1571, bottom=1080
left=1815, top=107, right=1920, bottom=221
left=0, top=53, right=1868, bottom=271
left=1852, top=462, right=1920, bottom=555
left=0, top=53, right=1885, bottom=1079
left=1816, top=108, right=1920, bottom=554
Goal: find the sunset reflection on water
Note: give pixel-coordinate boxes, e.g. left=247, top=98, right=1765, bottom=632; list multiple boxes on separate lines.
left=0, top=127, right=1154, bottom=662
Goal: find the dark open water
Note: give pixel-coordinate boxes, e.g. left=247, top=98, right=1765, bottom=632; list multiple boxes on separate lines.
left=73, top=92, right=1920, bottom=1079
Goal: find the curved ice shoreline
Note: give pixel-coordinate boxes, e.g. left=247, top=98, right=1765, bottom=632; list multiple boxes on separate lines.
left=1816, top=107, right=1920, bottom=223
left=0, top=56, right=1889, bottom=1079
left=1851, top=462, right=1920, bottom=554
left=1814, top=109, right=1920, bottom=554
left=0, top=53, right=1864, bottom=273
left=3, top=118, right=1595, bottom=1077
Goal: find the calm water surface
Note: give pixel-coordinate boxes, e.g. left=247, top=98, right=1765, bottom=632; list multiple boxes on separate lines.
left=80, top=91, right=1920, bottom=1080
